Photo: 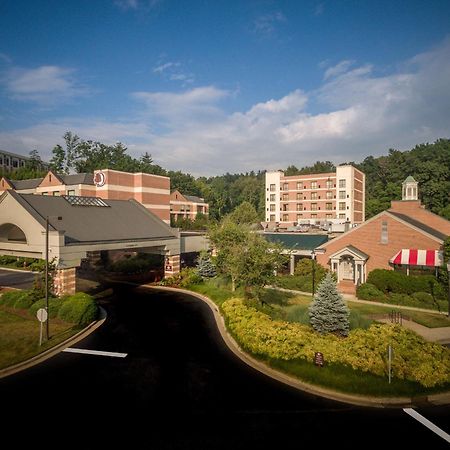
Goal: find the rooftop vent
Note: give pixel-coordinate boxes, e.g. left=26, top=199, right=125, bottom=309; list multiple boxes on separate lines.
left=63, top=195, right=110, bottom=207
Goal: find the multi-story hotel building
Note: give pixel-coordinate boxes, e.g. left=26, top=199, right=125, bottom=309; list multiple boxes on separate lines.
left=265, top=165, right=365, bottom=226
left=170, top=190, right=209, bottom=222
left=0, top=149, right=47, bottom=172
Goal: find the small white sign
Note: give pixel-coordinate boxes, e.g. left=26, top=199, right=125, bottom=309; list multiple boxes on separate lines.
left=36, top=308, right=48, bottom=323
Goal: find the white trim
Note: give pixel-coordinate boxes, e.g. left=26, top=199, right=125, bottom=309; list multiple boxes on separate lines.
left=142, top=204, right=170, bottom=210
left=97, top=184, right=170, bottom=195
left=99, top=168, right=170, bottom=180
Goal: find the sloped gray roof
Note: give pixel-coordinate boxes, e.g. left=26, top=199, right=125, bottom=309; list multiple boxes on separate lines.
left=61, top=173, right=95, bottom=185
left=184, top=194, right=205, bottom=203
left=403, top=175, right=417, bottom=183
left=9, top=178, right=43, bottom=190
left=9, top=191, right=178, bottom=245
left=388, top=211, right=447, bottom=241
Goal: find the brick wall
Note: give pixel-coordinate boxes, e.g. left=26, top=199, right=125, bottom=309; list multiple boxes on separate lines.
left=316, top=212, right=442, bottom=274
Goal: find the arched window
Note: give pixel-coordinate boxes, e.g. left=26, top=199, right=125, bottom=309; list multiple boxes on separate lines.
left=0, top=223, right=27, bottom=243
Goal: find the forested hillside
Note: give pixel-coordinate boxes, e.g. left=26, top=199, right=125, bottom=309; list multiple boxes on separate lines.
left=7, top=134, right=450, bottom=221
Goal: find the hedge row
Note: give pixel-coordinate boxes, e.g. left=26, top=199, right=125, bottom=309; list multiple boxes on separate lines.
left=221, top=298, right=450, bottom=387
left=0, top=290, right=98, bottom=326
left=367, top=269, right=445, bottom=299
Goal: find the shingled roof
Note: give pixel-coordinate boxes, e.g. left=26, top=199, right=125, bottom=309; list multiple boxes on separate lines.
left=7, top=191, right=178, bottom=245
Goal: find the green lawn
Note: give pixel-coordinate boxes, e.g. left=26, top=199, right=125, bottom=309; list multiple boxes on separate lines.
left=0, top=307, right=78, bottom=370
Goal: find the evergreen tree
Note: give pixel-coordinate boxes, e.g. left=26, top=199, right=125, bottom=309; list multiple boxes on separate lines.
left=196, top=252, right=217, bottom=278
left=308, top=273, right=350, bottom=336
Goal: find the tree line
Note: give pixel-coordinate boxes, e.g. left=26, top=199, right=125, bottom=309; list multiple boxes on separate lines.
left=7, top=132, right=450, bottom=221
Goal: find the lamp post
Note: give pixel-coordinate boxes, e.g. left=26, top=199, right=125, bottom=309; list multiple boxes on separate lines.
left=311, top=249, right=316, bottom=295
left=45, top=215, right=62, bottom=340
left=447, top=263, right=450, bottom=318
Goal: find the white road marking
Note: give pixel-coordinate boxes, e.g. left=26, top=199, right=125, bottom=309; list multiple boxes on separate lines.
left=63, top=348, right=127, bottom=358
left=403, top=408, right=450, bottom=443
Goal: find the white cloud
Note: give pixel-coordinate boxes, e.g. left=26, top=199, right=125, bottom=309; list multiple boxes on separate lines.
left=153, top=62, right=179, bottom=73
left=114, top=0, right=162, bottom=12
left=323, top=60, right=354, bottom=80
left=1, top=40, right=450, bottom=175
left=132, top=86, right=228, bottom=125
left=152, top=60, right=194, bottom=84
left=253, top=12, right=286, bottom=36
left=0, top=53, right=12, bottom=64
left=314, top=3, right=324, bottom=16
left=114, top=0, right=139, bottom=9
left=2, top=65, right=89, bottom=106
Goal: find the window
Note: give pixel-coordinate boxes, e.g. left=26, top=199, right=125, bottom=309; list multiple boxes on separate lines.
left=326, top=180, right=333, bottom=189
left=297, top=214, right=303, bottom=220
left=12, top=159, right=18, bottom=168
left=5, top=157, right=10, bottom=166
left=282, top=204, right=289, bottom=211
left=311, top=214, right=317, bottom=219
left=270, top=204, right=276, bottom=212
left=49, top=174, right=52, bottom=182
left=311, top=181, right=317, bottom=189
left=339, top=213, right=346, bottom=219
left=296, top=203, right=303, bottom=211
left=282, top=193, right=289, bottom=201
left=42, top=192, right=48, bottom=196
left=311, top=192, right=318, bottom=200
left=270, top=214, right=275, bottom=221
left=270, top=194, right=276, bottom=201
left=339, top=202, right=346, bottom=210
left=296, top=181, right=303, bottom=190
left=67, top=190, right=75, bottom=196
left=326, top=203, right=332, bottom=210
left=311, top=203, right=318, bottom=211
left=282, top=214, right=289, bottom=221
left=339, top=179, right=346, bottom=188
left=52, top=191, right=60, bottom=196
left=339, top=191, right=346, bottom=199
left=326, top=214, right=332, bottom=219
left=381, top=221, right=388, bottom=244
left=269, top=184, right=276, bottom=191
left=326, top=191, right=333, bottom=199
left=296, top=192, right=302, bottom=200
left=283, top=182, right=289, bottom=191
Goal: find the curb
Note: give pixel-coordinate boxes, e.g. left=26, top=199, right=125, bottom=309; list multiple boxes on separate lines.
left=143, top=285, right=450, bottom=409
left=0, top=306, right=107, bottom=379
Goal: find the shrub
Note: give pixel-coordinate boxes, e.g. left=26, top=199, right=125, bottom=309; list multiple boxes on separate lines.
left=367, top=269, right=445, bottom=298
left=284, top=305, right=309, bottom=325
left=30, top=298, right=63, bottom=318
left=58, top=293, right=98, bottom=325
left=109, top=256, right=154, bottom=274
left=0, top=290, right=24, bottom=307
left=222, top=298, right=450, bottom=387
left=159, top=268, right=203, bottom=288
left=14, top=295, right=34, bottom=309
left=411, top=292, right=434, bottom=305
left=356, top=283, right=386, bottom=301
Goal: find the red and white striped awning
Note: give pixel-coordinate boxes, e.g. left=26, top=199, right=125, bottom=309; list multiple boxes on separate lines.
left=390, top=249, right=443, bottom=267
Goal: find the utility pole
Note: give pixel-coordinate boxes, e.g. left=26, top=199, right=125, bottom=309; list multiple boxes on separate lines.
left=45, top=216, right=49, bottom=340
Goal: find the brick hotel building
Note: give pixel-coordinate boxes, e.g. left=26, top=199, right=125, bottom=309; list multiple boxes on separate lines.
left=265, top=165, right=365, bottom=226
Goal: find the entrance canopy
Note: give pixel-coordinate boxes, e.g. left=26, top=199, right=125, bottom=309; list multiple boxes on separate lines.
left=390, top=249, right=443, bottom=267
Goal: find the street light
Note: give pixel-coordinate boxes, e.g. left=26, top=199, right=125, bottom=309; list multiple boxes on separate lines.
left=447, top=263, right=450, bottom=318
left=311, top=249, right=316, bottom=295
left=45, top=215, right=62, bottom=340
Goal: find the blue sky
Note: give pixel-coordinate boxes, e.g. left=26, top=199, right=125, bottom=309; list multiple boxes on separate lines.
left=1, top=0, right=450, bottom=175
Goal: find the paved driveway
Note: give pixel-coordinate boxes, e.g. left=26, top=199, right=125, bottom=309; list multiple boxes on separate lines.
left=0, top=285, right=448, bottom=448
left=0, top=268, right=35, bottom=290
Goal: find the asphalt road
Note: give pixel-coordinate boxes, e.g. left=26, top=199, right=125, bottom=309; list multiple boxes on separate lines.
left=0, top=268, right=35, bottom=289
left=1, top=285, right=449, bottom=448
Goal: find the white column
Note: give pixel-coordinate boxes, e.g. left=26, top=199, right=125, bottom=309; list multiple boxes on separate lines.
left=290, top=254, right=295, bottom=275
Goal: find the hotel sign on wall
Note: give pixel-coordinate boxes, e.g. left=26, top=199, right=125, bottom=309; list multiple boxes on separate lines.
left=94, top=171, right=106, bottom=187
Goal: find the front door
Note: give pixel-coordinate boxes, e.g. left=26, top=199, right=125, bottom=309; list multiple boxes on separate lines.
left=341, top=257, right=354, bottom=281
